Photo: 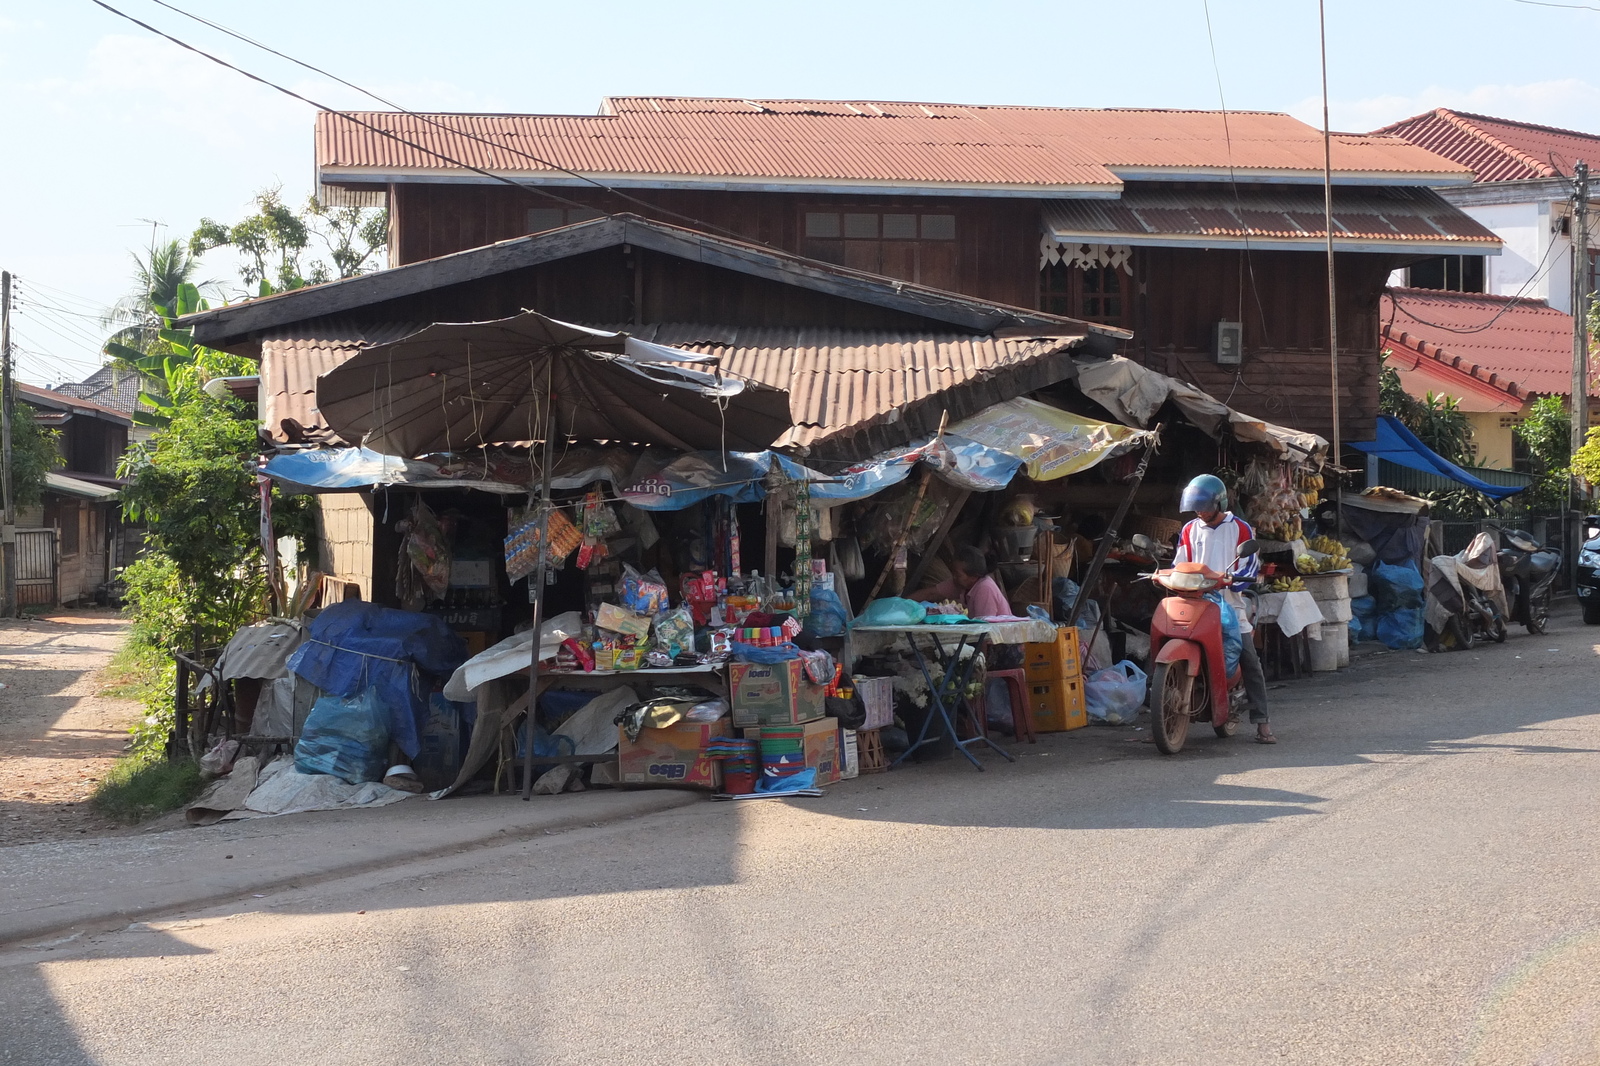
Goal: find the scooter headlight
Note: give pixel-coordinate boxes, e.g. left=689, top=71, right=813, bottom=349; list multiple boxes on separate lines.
left=1166, top=569, right=1213, bottom=590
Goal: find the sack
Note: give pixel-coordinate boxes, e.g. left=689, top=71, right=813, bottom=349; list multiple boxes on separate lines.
left=1376, top=607, right=1424, bottom=650
left=294, top=688, right=391, bottom=784
left=853, top=597, right=926, bottom=628
left=806, top=585, right=851, bottom=637
left=1371, top=561, right=1425, bottom=611
left=1085, top=660, right=1148, bottom=725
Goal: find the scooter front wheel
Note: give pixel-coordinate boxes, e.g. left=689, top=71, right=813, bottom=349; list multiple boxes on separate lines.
left=1150, top=659, right=1195, bottom=755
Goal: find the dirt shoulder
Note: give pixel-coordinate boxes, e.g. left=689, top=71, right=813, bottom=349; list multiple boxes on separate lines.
left=0, top=610, right=142, bottom=847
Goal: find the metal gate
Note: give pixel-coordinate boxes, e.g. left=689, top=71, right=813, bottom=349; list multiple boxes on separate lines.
left=15, top=528, right=57, bottom=606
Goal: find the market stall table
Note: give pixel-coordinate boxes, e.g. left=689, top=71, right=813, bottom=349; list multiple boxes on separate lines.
left=854, top=618, right=1055, bottom=771
left=1252, top=589, right=1324, bottom=680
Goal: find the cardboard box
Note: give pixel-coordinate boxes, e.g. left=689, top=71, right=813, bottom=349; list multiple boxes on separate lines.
left=730, top=660, right=826, bottom=728
left=1028, top=677, right=1087, bottom=733
left=840, top=728, right=860, bottom=780
left=617, top=715, right=727, bottom=789
left=803, top=716, right=841, bottom=786
left=1025, top=626, right=1082, bottom=682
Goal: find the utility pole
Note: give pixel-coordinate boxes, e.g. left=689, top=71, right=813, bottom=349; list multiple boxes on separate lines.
left=1, top=270, right=16, bottom=618
left=1573, top=162, right=1591, bottom=486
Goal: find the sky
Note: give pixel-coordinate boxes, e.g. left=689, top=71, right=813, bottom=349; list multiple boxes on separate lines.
left=3, top=0, right=1599, bottom=385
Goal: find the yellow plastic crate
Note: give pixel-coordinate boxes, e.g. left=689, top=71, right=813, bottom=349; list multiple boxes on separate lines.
left=1024, top=626, right=1081, bottom=682
left=1029, top=677, right=1087, bottom=733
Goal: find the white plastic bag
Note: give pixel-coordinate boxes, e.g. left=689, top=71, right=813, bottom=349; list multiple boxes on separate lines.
left=1085, top=660, right=1148, bottom=725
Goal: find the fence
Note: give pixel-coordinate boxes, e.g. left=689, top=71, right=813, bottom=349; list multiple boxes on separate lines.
left=15, top=528, right=57, bottom=607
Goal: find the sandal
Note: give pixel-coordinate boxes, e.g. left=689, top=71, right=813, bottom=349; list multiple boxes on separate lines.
left=1254, top=729, right=1277, bottom=744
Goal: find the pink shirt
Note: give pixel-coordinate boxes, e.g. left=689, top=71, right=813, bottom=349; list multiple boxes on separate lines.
left=924, top=575, right=1011, bottom=619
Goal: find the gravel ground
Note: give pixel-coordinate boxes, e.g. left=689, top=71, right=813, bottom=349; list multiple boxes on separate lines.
left=0, top=612, right=140, bottom=847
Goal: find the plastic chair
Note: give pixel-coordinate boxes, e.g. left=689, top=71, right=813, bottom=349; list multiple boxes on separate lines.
left=974, top=668, right=1036, bottom=744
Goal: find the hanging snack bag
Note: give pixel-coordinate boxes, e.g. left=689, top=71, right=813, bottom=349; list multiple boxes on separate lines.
left=621, top=564, right=670, bottom=616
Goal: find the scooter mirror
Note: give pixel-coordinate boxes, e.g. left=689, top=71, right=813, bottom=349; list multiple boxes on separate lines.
left=1235, top=538, right=1259, bottom=557
left=1130, top=534, right=1159, bottom=553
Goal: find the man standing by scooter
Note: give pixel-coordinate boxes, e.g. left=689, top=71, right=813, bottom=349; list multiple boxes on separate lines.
left=1173, top=474, right=1277, bottom=744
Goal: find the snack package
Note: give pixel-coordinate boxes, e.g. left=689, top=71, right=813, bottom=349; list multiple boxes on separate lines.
left=681, top=571, right=720, bottom=626
left=653, top=605, right=696, bottom=659
left=621, top=564, right=670, bottom=616
left=596, top=602, right=652, bottom=638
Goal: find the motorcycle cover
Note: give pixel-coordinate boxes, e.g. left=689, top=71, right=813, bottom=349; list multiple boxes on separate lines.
left=1425, top=533, right=1508, bottom=636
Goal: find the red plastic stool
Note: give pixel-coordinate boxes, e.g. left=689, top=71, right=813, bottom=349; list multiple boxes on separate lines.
left=975, top=668, right=1036, bottom=744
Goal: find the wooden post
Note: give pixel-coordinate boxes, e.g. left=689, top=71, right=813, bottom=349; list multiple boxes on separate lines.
left=1068, top=445, right=1154, bottom=627
left=905, top=488, right=971, bottom=592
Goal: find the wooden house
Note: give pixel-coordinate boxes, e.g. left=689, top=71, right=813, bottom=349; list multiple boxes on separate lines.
left=312, top=98, right=1502, bottom=445
left=15, top=384, right=130, bottom=606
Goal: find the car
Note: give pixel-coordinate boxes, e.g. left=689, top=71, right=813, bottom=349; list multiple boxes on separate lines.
left=1577, top=515, right=1600, bottom=626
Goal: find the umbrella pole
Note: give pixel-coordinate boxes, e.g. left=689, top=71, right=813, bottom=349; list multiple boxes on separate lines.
left=521, top=431, right=557, bottom=801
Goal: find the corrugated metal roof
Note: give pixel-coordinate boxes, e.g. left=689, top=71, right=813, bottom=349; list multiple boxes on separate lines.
left=1377, top=109, right=1600, bottom=184
left=17, top=381, right=134, bottom=425
left=1381, top=289, right=1585, bottom=399
left=316, top=101, right=1472, bottom=192
left=1044, top=184, right=1499, bottom=249
left=262, top=323, right=1085, bottom=458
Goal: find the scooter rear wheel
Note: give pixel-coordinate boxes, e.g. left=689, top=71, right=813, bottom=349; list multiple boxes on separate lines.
left=1527, top=590, right=1550, bottom=635
left=1150, top=660, right=1195, bottom=755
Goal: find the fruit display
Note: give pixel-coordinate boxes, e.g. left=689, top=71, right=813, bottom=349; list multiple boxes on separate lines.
left=1262, top=576, right=1306, bottom=592
left=1295, top=535, right=1352, bottom=574
left=1239, top=459, right=1308, bottom=542
left=1294, top=468, right=1326, bottom=510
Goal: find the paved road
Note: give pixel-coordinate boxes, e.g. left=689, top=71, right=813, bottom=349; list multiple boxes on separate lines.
left=4, top=610, right=1599, bottom=1065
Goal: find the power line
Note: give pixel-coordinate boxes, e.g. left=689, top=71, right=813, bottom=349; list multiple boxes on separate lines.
left=92, top=0, right=765, bottom=248
left=1386, top=225, right=1566, bottom=335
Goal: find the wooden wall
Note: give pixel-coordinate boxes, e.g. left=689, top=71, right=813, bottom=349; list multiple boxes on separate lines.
left=1129, top=247, right=1398, bottom=443
left=389, top=185, right=1041, bottom=309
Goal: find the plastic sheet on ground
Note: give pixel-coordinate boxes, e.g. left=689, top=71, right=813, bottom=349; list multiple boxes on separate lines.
left=441, top=611, right=584, bottom=702
left=186, top=755, right=413, bottom=823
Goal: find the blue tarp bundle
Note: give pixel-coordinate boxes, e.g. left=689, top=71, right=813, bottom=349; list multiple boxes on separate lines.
left=1350, top=416, right=1525, bottom=501
left=286, top=601, right=467, bottom=759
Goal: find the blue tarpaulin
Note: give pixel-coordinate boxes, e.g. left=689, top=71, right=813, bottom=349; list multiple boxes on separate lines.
left=285, top=601, right=467, bottom=759
left=1351, top=416, right=1526, bottom=501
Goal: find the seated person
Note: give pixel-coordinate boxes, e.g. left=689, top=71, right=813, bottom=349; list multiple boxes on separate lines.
left=910, top=546, right=1011, bottom=619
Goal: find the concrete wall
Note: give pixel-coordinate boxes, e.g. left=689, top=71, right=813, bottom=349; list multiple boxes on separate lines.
left=1467, top=411, right=1519, bottom=470
left=315, top=493, right=376, bottom=602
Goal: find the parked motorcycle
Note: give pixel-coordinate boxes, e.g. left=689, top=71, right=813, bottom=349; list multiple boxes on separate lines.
left=1143, top=540, right=1256, bottom=755
left=1425, top=532, right=1508, bottom=651
left=1498, top=529, right=1563, bottom=634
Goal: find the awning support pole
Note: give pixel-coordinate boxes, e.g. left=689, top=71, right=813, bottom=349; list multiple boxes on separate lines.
left=521, top=395, right=557, bottom=801
left=1067, top=445, right=1153, bottom=628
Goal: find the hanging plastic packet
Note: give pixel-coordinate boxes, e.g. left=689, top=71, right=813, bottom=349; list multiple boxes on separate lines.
left=621, top=564, right=670, bottom=615
left=653, top=605, right=696, bottom=659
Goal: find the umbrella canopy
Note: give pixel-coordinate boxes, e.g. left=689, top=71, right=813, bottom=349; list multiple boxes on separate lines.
left=316, top=311, right=793, bottom=457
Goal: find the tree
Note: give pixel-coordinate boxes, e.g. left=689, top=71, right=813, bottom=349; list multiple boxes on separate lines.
left=103, top=238, right=215, bottom=354
left=1378, top=353, right=1475, bottom=466
left=103, top=283, right=245, bottom=428
left=191, top=187, right=387, bottom=297
left=1514, top=395, right=1572, bottom=514
left=12, top=414, right=63, bottom=509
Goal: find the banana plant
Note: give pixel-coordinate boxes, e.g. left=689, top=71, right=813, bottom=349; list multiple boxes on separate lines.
left=102, top=282, right=219, bottom=428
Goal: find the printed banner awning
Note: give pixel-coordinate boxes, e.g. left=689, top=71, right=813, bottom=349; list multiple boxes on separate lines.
left=949, top=396, right=1155, bottom=481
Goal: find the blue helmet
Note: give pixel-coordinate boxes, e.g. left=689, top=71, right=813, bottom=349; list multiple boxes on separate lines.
left=1180, top=474, right=1229, bottom=514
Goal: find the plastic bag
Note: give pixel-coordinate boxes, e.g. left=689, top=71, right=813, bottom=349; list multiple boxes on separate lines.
left=1085, top=660, right=1148, bottom=725
left=653, top=605, right=695, bottom=658
left=295, top=688, right=391, bottom=784
left=1209, top=593, right=1243, bottom=676
left=1376, top=607, right=1424, bottom=650
left=853, top=597, right=926, bottom=628
left=1371, top=561, right=1425, bottom=611
left=731, top=640, right=802, bottom=663
left=806, top=585, right=850, bottom=637
left=621, top=564, right=670, bottom=615
left=1350, top=595, right=1379, bottom=642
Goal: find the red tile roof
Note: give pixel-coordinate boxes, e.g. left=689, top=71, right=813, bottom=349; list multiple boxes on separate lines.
left=1380, top=289, right=1586, bottom=400
left=1376, top=108, right=1600, bottom=183
left=317, top=99, right=1473, bottom=194
left=1045, top=183, right=1498, bottom=251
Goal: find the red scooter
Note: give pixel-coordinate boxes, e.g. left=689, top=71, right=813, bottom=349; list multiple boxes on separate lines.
left=1143, top=539, right=1256, bottom=755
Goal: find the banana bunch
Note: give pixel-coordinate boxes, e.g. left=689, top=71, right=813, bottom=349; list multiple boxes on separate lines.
left=1294, top=469, right=1326, bottom=510
left=1264, top=576, right=1306, bottom=593
left=1304, top=535, right=1352, bottom=570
